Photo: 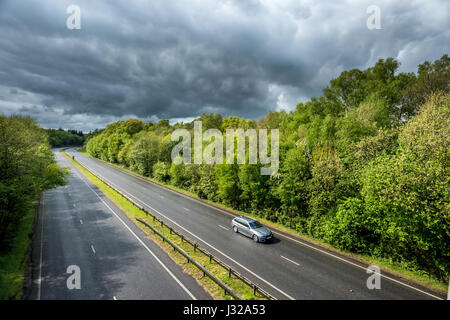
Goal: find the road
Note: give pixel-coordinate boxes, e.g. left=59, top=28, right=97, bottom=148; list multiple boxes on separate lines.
left=28, top=151, right=211, bottom=300
left=65, top=148, right=445, bottom=300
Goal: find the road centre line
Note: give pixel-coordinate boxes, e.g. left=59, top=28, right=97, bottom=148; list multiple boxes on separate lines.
left=273, top=232, right=442, bottom=300
left=74, top=156, right=294, bottom=300
left=280, top=255, right=300, bottom=266
left=66, top=155, right=197, bottom=300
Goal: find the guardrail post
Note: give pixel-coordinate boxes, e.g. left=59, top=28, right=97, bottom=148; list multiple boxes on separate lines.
left=181, top=235, right=184, bottom=242
left=170, top=228, right=173, bottom=235
left=209, top=254, right=212, bottom=263
left=253, top=284, right=256, bottom=296
left=228, top=267, right=232, bottom=278
left=194, top=243, right=197, bottom=252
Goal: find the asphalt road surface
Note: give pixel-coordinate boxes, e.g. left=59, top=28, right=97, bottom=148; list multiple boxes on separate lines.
left=29, top=151, right=211, bottom=300
left=64, top=148, right=445, bottom=300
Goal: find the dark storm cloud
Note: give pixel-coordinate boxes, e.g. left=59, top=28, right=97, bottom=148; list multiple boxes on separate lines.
left=0, top=0, right=448, bottom=131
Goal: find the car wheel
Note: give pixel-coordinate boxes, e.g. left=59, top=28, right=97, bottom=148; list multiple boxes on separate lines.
left=253, top=235, right=259, bottom=243
left=233, top=226, right=238, bottom=233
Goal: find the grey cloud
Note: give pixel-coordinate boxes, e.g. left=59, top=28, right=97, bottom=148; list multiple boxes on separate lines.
left=0, top=0, right=448, bottom=131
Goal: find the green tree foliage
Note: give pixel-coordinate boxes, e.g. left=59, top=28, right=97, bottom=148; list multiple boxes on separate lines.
left=86, top=119, right=143, bottom=162
left=196, top=164, right=219, bottom=201
left=215, top=164, right=241, bottom=207
left=46, top=128, right=85, bottom=147
left=84, top=55, right=449, bottom=281
left=127, top=132, right=159, bottom=177
left=324, top=197, right=375, bottom=252
left=400, top=54, right=449, bottom=120
left=152, top=161, right=170, bottom=183
left=169, top=161, right=188, bottom=188
left=0, top=115, right=68, bottom=251
left=307, top=143, right=346, bottom=238
left=360, top=93, right=449, bottom=279
left=276, top=147, right=310, bottom=216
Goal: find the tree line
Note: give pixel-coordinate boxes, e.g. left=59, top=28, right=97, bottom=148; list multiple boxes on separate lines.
left=0, top=116, right=68, bottom=252
left=86, top=55, right=449, bottom=281
left=46, top=128, right=85, bottom=147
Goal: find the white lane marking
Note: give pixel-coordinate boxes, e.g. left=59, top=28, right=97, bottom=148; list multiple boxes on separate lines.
left=80, top=219, right=83, bottom=225
left=218, top=225, right=229, bottom=231
left=281, top=255, right=300, bottom=266
left=75, top=161, right=293, bottom=300
left=71, top=151, right=448, bottom=300
left=37, top=195, right=45, bottom=300
left=183, top=207, right=190, bottom=212
left=74, top=152, right=445, bottom=300
left=273, top=232, right=443, bottom=300
left=159, top=195, right=164, bottom=199
left=91, top=245, right=96, bottom=254
left=67, top=161, right=197, bottom=300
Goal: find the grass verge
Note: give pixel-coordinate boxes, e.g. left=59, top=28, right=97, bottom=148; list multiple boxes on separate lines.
left=78, top=149, right=448, bottom=295
left=63, top=151, right=266, bottom=300
left=0, top=204, right=36, bottom=299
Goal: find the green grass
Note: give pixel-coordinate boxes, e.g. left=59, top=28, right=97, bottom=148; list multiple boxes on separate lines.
left=0, top=205, right=36, bottom=299
left=64, top=151, right=266, bottom=300
left=77, top=149, right=449, bottom=296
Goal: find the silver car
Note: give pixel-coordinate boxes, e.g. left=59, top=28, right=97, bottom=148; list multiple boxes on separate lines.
left=231, top=216, right=273, bottom=243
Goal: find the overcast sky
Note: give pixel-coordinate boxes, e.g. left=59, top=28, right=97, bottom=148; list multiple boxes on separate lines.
left=0, top=0, right=448, bottom=131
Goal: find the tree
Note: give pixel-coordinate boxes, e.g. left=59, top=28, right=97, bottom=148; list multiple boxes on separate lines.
left=400, top=54, right=449, bottom=120
left=238, top=163, right=267, bottom=213
left=215, top=164, right=241, bottom=207
left=276, top=147, right=310, bottom=216
left=169, top=161, right=187, bottom=187
left=196, top=164, right=218, bottom=201
left=324, top=68, right=367, bottom=116
left=46, top=129, right=85, bottom=147
left=153, top=161, right=170, bottom=183
left=0, top=115, right=68, bottom=250
left=128, top=133, right=159, bottom=177
left=308, top=143, right=344, bottom=222
left=360, top=93, right=449, bottom=279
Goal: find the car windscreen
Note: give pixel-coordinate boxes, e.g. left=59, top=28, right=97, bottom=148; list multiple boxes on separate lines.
left=249, top=221, right=263, bottom=229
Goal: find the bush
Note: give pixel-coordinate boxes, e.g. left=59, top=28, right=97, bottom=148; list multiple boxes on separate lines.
left=152, top=161, right=170, bottom=183
left=325, top=198, right=377, bottom=252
